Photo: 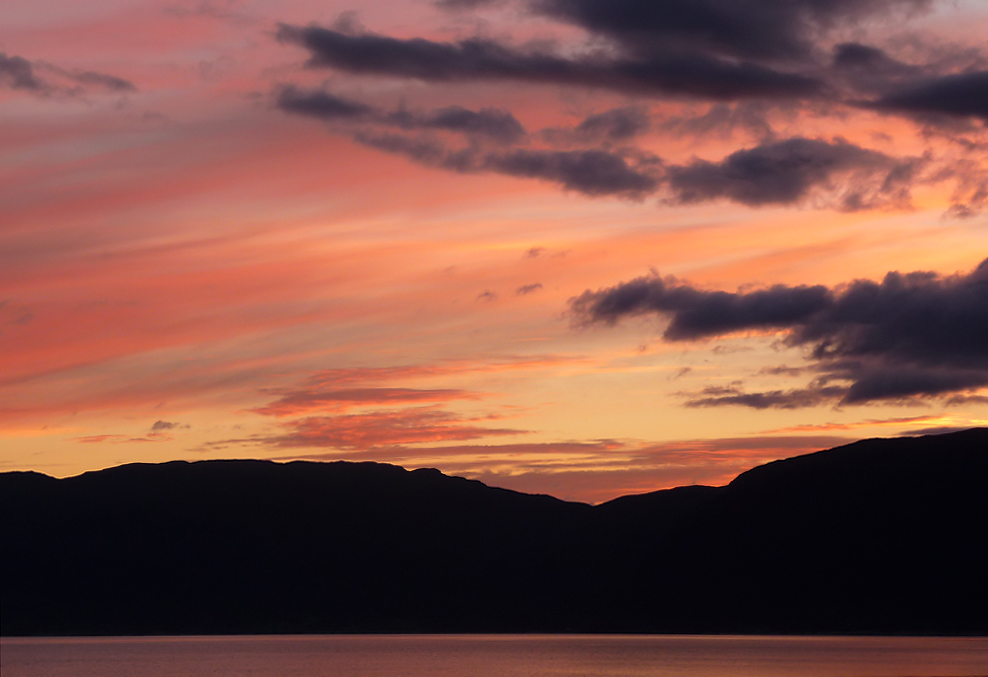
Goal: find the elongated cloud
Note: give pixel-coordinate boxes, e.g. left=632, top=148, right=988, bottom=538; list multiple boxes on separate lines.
left=277, top=86, right=662, bottom=197
left=516, top=283, right=543, bottom=295
left=277, top=86, right=525, bottom=143
left=276, top=25, right=822, bottom=101
left=532, top=0, right=930, bottom=61
left=872, top=71, right=988, bottom=121
left=485, top=148, right=660, bottom=197
left=275, top=2, right=983, bottom=208
left=666, top=138, right=919, bottom=209
left=277, top=88, right=660, bottom=196
left=571, top=258, right=988, bottom=404
left=277, top=87, right=927, bottom=208
left=276, top=86, right=373, bottom=119
left=572, top=276, right=832, bottom=339
left=278, top=1, right=988, bottom=133
left=349, top=129, right=661, bottom=198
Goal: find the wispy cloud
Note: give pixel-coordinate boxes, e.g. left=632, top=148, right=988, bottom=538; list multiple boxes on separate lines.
left=1, top=52, right=135, bottom=95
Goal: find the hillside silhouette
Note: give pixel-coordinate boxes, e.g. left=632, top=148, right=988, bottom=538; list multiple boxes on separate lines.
left=2, top=428, right=986, bottom=635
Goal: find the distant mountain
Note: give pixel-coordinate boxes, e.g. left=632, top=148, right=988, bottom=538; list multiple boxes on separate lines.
left=2, top=429, right=986, bottom=635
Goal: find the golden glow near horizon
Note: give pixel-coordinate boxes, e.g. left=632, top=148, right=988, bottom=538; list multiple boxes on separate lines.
left=2, top=0, right=987, bottom=501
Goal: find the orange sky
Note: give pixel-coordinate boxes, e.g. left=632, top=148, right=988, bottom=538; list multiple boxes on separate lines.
left=2, top=0, right=986, bottom=502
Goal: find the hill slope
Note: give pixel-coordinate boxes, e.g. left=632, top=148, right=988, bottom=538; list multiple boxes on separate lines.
left=2, top=428, right=986, bottom=635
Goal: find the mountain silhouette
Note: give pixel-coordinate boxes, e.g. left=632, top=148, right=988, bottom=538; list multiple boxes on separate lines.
left=2, top=428, right=986, bottom=635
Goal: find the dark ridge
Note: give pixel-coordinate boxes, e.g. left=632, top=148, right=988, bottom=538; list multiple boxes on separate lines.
left=2, top=429, right=986, bottom=636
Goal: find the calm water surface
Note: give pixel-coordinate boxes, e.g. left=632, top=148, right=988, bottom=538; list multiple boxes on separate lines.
left=3, top=635, right=987, bottom=677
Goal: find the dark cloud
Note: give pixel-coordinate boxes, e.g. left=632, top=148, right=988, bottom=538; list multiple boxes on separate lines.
left=827, top=43, right=988, bottom=124
left=532, top=0, right=930, bottom=62
left=0, top=53, right=45, bottom=90
left=386, top=106, right=526, bottom=143
left=276, top=85, right=373, bottom=119
left=659, top=102, right=774, bottom=140
left=899, top=425, right=973, bottom=436
left=543, top=107, right=653, bottom=145
left=276, top=0, right=987, bottom=136
left=684, top=384, right=847, bottom=409
left=149, top=420, right=190, bottom=434
left=1, top=52, right=135, bottom=95
left=665, top=137, right=919, bottom=209
left=485, top=148, right=660, bottom=197
left=277, top=85, right=525, bottom=143
left=616, top=53, right=823, bottom=100
left=516, top=283, right=543, bottom=295
left=276, top=24, right=584, bottom=81
left=58, top=68, right=136, bottom=92
left=277, top=85, right=664, bottom=197
left=572, top=257, right=988, bottom=405
left=332, top=110, right=922, bottom=206
left=337, top=116, right=929, bottom=205
left=835, top=364, right=988, bottom=403
left=435, top=0, right=502, bottom=9
left=353, top=131, right=473, bottom=171
left=351, top=129, right=661, bottom=198
left=574, top=107, right=650, bottom=141
left=871, top=71, right=988, bottom=121
left=831, top=43, right=925, bottom=93
left=945, top=394, right=988, bottom=406
left=757, top=365, right=811, bottom=377
left=293, top=91, right=932, bottom=206
left=570, top=274, right=832, bottom=338
left=276, top=24, right=823, bottom=101
left=274, top=11, right=977, bottom=207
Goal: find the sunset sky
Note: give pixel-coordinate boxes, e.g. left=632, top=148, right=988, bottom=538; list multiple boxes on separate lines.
left=2, top=0, right=986, bottom=502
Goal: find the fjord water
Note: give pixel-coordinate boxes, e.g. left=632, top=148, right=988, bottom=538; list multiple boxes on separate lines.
left=3, top=635, right=987, bottom=677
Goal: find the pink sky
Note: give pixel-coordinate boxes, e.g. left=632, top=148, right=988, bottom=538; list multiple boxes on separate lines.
left=2, top=0, right=986, bottom=502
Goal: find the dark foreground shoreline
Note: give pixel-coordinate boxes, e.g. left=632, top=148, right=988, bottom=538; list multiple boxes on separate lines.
left=3, top=429, right=986, bottom=637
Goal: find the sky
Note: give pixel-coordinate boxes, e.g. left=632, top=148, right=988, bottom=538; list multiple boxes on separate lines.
left=1, top=0, right=986, bottom=502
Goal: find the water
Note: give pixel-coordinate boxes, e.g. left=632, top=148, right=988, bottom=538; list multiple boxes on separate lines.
left=2, top=635, right=986, bottom=677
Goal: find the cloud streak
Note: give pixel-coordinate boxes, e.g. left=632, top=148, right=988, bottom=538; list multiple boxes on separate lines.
left=255, top=387, right=481, bottom=417
left=268, top=407, right=523, bottom=448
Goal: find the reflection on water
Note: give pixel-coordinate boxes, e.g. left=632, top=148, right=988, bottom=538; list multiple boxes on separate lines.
left=2, top=634, right=987, bottom=677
